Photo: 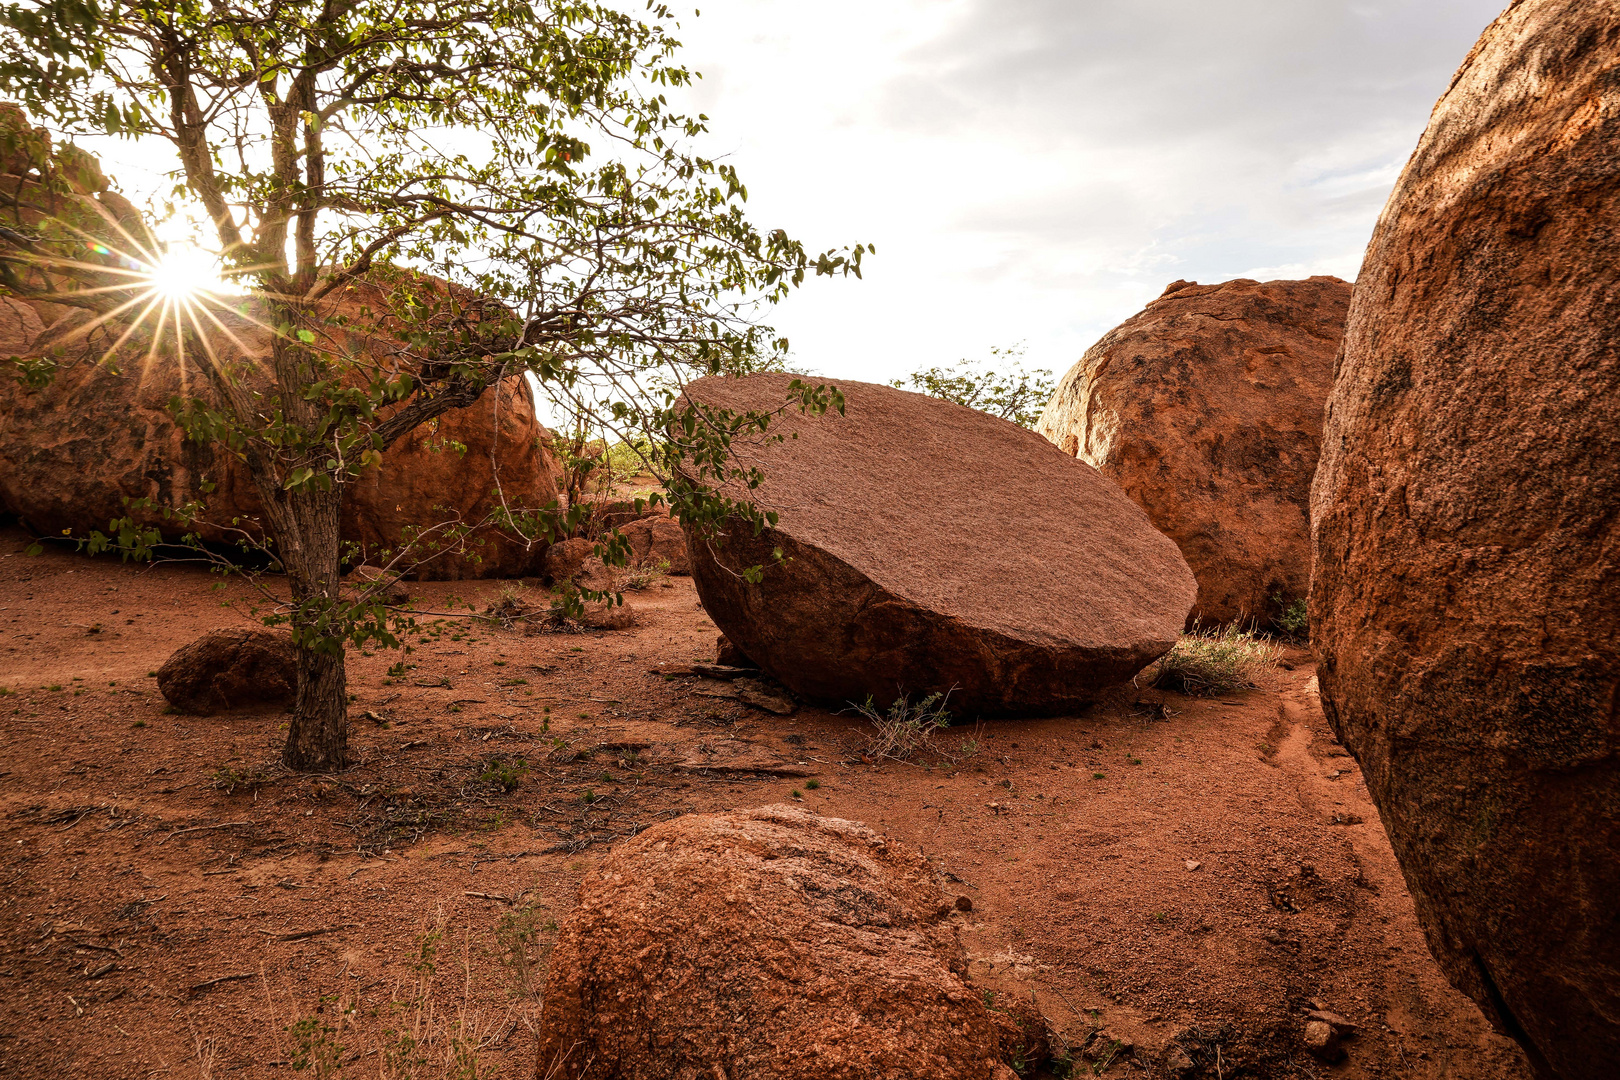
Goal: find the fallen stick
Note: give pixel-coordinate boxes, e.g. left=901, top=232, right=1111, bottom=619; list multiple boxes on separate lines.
left=160, top=821, right=250, bottom=845
left=190, top=972, right=255, bottom=994
left=256, top=925, right=354, bottom=942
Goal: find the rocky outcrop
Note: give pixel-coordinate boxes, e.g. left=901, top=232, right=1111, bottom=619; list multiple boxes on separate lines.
left=1309, top=4, right=1620, bottom=1077
left=620, top=514, right=688, bottom=574
left=535, top=805, right=1017, bottom=1080
left=0, top=127, right=561, bottom=579
left=0, top=281, right=562, bottom=580
left=678, top=374, right=1195, bottom=715
left=1037, top=276, right=1349, bottom=628
left=156, top=628, right=296, bottom=715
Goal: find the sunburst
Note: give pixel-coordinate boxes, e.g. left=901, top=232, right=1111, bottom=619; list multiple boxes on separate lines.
left=8, top=208, right=284, bottom=390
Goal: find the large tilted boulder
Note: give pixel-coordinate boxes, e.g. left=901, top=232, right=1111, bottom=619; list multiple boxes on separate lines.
left=0, top=281, right=563, bottom=580
left=1037, top=276, right=1350, bottom=628
left=157, top=628, right=296, bottom=715
left=678, top=374, right=1195, bottom=715
left=536, top=805, right=1018, bottom=1080
left=1310, top=4, right=1620, bottom=1077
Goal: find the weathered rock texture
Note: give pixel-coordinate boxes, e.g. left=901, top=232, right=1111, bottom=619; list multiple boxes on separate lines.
left=1037, top=276, right=1350, bottom=628
left=679, top=374, right=1195, bottom=715
left=0, top=281, right=562, bottom=580
left=156, top=628, right=296, bottom=715
left=535, top=804, right=1015, bottom=1080
left=1309, top=5, right=1620, bottom=1077
left=621, top=513, right=688, bottom=574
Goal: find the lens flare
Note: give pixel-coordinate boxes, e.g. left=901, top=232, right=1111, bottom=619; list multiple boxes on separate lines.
left=147, top=244, right=226, bottom=300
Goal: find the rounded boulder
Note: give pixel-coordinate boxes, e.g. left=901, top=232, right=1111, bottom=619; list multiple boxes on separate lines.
left=1037, top=276, right=1350, bottom=628
left=535, top=805, right=1016, bottom=1080
left=157, top=628, right=296, bottom=716
left=1310, top=3, right=1620, bottom=1076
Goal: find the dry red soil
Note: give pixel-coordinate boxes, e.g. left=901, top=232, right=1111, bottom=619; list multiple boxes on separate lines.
left=0, top=525, right=1531, bottom=1079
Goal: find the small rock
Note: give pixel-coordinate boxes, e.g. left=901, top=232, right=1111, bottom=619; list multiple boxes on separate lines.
left=715, top=632, right=755, bottom=668
left=1163, top=1044, right=1197, bottom=1078
left=579, top=599, right=636, bottom=631
left=1303, top=1019, right=1343, bottom=1061
left=1083, top=1030, right=1134, bottom=1061
left=732, top=678, right=795, bottom=715
left=543, top=538, right=614, bottom=591
left=1307, top=1009, right=1359, bottom=1034
left=1185, top=860, right=1202, bottom=871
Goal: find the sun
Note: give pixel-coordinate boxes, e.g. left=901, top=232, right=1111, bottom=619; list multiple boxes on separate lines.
left=146, top=243, right=228, bottom=300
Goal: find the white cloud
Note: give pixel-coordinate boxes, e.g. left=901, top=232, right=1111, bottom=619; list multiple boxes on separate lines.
left=662, top=0, right=1507, bottom=384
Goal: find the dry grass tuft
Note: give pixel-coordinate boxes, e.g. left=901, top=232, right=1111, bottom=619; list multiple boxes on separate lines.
left=1151, top=623, right=1279, bottom=697
left=848, top=691, right=960, bottom=763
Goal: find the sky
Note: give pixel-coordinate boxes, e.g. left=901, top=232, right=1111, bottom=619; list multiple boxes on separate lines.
left=80, top=0, right=1508, bottom=394
left=656, top=0, right=1508, bottom=384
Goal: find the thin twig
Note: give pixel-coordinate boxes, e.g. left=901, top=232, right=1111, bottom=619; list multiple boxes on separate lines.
left=160, top=821, right=250, bottom=844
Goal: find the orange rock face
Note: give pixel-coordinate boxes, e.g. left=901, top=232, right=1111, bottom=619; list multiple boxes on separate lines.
left=1309, top=5, right=1620, bottom=1077
left=0, top=285, right=561, bottom=580
left=680, top=374, right=1195, bottom=716
left=535, top=805, right=1013, bottom=1080
left=1038, top=276, right=1350, bottom=628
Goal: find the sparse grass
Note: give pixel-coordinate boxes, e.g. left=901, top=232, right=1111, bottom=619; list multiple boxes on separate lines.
left=848, top=691, right=955, bottom=763
left=211, top=766, right=271, bottom=794
left=1151, top=622, right=1279, bottom=697
left=618, top=558, right=670, bottom=591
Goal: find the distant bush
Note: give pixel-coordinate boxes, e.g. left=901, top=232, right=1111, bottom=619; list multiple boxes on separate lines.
left=1272, top=593, right=1310, bottom=640
left=891, top=344, right=1054, bottom=429
left=1152, top=623, right=1278, bottom=696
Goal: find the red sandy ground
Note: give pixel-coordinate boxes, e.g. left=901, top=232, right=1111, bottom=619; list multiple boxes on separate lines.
left=0, top=525, right=1531, bottom=1079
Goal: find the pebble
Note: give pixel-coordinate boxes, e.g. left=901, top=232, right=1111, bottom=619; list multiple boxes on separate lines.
left=1184, top=860, right=1201, bottom=871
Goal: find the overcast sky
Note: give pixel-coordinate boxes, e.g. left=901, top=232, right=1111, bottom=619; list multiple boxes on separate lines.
left=660, top=0, right=1507, bottom=384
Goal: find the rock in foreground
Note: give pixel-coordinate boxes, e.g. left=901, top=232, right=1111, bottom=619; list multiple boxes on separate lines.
left=679, top=374, right=1195, bottom=715
left=1037, top=276, right=1349, bottom=628
left=1310, top=4, right=1620, bottom=1076
left=157, top=628, right=296, bottom=715
left=536, top=805, right=1015, bottom=1080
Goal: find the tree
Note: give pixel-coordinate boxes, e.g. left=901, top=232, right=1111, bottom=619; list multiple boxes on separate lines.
left=0, top=0, right=863, bottom=771
left=891, top=344, right=1054, bottom=429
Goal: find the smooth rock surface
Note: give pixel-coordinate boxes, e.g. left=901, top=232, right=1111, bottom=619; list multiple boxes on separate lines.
left=1037, top=276, right=1349, bottom=627
left=535, top=804, right=1013, bottom=1080
left=679, top=374, right=1195, bottom=715
left=1310, top=4, right=1620, bottom=1076
left=156, top=628, right=295, bottom=715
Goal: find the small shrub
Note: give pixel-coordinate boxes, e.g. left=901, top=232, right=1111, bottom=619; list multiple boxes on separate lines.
left=848, top=691, right=954, bottom=763
left=1272, top=592, right=1310, bottom=639
left=480, top=757, right=529, bottom=792
left=1152, top=623, right=1279, bottom=697
left=805, top=779, right=820, bottom=790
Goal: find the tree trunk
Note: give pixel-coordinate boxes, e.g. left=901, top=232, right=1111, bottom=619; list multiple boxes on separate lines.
left=279, top=483, right=351, bottom=772
left=284, top=643, right=348, bottom=771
